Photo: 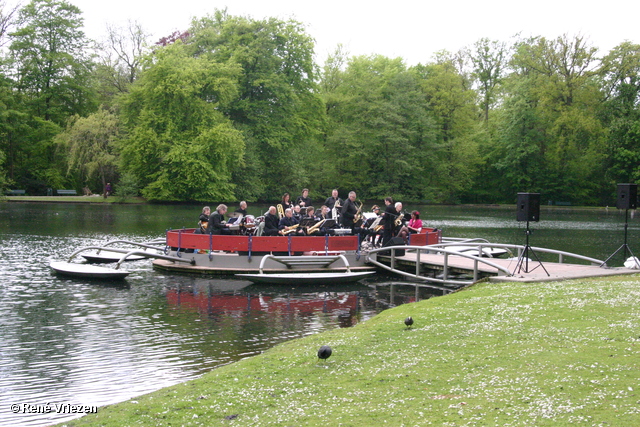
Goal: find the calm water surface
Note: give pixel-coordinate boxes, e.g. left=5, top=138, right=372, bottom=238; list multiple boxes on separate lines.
left=0, top=202, right=637, bottom=426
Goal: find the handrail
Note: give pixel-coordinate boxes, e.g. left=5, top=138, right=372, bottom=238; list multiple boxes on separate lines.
left=258, top=254, right=350, bottom=274
left=115, top=250, right=195, bottom=269
left=368, top=245, right=512, bottom=285
left=67, top=239, right=165, bottom=261
left=368, top=241, right=608, bottom=285
left=426, top=242, right=604, bottom=266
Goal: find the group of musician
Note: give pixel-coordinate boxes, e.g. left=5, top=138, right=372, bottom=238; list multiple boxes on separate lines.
left=198, top=189, right=423, bottom=246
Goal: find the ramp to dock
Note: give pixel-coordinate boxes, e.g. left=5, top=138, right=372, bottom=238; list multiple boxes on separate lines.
left=369, top=242, right=639, bottom=285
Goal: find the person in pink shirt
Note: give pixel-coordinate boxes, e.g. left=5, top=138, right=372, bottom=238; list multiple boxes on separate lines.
left=407, top=211, right=423, bottom=234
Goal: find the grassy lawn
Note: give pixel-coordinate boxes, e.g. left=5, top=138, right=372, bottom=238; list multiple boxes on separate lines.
left=2, top=195, right=146, bottom=204
left=59, top=275, right=640, bottom=426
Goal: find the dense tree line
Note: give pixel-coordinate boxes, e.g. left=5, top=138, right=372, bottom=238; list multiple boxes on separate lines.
left=1, top=0, right=639, bottom=205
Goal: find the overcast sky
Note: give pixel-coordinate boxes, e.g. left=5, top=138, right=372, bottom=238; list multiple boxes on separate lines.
left=70, top=0, right=640, bottom=65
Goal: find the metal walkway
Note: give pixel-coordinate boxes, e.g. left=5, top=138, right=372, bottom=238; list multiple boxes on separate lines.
left=367, top=240, right=640, bottom=286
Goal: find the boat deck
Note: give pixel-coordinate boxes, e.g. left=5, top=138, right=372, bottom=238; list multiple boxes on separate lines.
left=379, top=252, right=640, bottom=283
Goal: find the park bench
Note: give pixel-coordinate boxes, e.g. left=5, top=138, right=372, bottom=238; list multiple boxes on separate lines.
left=5, top=189, right=26, bottom=196
left=56, top=189, right=78, bottom=196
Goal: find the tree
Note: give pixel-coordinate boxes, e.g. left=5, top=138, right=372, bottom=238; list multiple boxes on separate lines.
left=8, top=0, right=95, bottom=123
left=57, top=107, right=120, bottom=196
left=93, top=20, right=150, bottom=105
left=118, top=41, right=244, bottom=202
left=4, top=0, right=95, bottom=192
left=186, top=11, right=325, bottom=200
left=600, top=42, right=640, bottom=187
left=468, top=38, right=508, bottom=124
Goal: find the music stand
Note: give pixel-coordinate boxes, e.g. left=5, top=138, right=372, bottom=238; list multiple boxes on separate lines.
left=513, top=220, right=550, bottom=276
left=600, top=208, right=639, bottom=268
left=299, top=218, right=316, bottom=227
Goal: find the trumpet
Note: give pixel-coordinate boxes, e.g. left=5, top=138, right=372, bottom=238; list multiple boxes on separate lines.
left=277, top=204, right=285, bottom=219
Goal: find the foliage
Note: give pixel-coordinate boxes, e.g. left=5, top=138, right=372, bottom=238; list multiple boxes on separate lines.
left=118, top=41, right=244, bottom=202
left=186, top=11, right=325, bottom=200
left=56, top=107, right=120, bottom=194
left=113, top=170, right=139, bottom=202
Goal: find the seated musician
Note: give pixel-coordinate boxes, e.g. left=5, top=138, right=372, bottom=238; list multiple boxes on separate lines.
left=263, top=206, right=280, bottom=236
left=278, top=208, right=302, bottom=236
left=197, top=206, right=210, bottom=234
left=302, top=206, right=320, bottom=235
left=292, top=204, right=302, bottom=222
left=234, top=201, right=248, bottom=217
left=207, top=204, right=232, bottom=235
left=407, top=211, right=422, bottom=233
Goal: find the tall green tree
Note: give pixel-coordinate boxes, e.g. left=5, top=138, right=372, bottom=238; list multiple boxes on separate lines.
left=5, top=0, right=95, bottom=191
left=600, top=42, right=640, bottom=188
left=186, top=11, right=325, bottom=200
left=118, top=41, right=244, bottom=202
left=57, top=107, right=120, bottom=196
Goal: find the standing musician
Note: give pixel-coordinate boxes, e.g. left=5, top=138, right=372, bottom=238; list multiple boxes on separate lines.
left=382, top=197, right=397, bottom=245
left=263, top=206, right=280, bottom=236
left=207, top=204, right=233, bottom=235
left=324, top=189, right=343, bottom=220
left=281, top=193, right=294, bottom=211
left=296, top=188, right=312, bottom=208
left=340, top=191, right=358, bottom=229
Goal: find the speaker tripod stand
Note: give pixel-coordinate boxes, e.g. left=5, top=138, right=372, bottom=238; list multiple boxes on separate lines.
left=513, top=220, right=550, bottom=276
left=600, top=208, right=639, bottom=268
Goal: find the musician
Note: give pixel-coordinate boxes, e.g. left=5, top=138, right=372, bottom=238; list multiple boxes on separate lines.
left=197, top=206, right=210, bottom=234
left=234, top=201, right=248, bottom=217
left=281, top=193, right=294, bottom=211
left=407, top=211, right=422, bottom=233
left=341, top=191, right=358, bottom=229
left=278, top=208, right=301, bottom=235
left=382, top=197, right=396, bottom=245
left=296, top=188, right=312, bottom=208
left=318, top=205, right=330, bottom=220
left=324, top=189, right=342, bottom=219
left=263, top=206, right=280, bottom=236
left=292, top=204, right=302, bottom=222
left=302, top=206, right=319, bottom=235
left=207, top=204, right=232, bottom=235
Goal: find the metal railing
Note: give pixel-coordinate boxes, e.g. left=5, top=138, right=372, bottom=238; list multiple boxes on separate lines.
left=367, top=240, right=606, bottom=286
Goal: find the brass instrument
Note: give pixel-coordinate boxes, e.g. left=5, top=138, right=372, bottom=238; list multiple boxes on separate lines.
left=306, top=219, right=326, bottom=235
left=395, top=211, right=406, bottom=227
left=368, top=216, right=382, bottom=232
left=353, top=200, right=363, bottom=223
left=277, top=204, right=285, bottom=219
left=331, top=200, right=341, bottom=220
left=280, top=223, right=300, bottom=235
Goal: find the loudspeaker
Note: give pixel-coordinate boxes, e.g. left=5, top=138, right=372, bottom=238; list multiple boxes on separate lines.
left=516, top=193, right=540, bottom=222
left=616, top=183, right=637, bottom=210
left=380, top=237, right=405, bottom=256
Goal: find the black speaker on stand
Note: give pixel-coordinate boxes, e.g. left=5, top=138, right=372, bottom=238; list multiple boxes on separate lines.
left=513, top=193, right=549, bottom=276
left=601, top=183, right=639, bottom=268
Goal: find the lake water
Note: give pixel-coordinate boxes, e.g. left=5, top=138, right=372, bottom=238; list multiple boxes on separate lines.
left=0, top=202, right=637, bottom=426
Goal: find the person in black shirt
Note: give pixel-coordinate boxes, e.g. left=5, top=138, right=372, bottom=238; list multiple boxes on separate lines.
left=324, top=189, right=342, bottom=220
left=341, top=191, right=358, bottom=229
left=382, top=197, right=396, bottom=245
left=207, top=204, right=232, bottom=235
left=234, top=201, right=248, bottom=217
left=263, top=206, right=280, bottom=236
left=296, top=188, right=312, bottom=208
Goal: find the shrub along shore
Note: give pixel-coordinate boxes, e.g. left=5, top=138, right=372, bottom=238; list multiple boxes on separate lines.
left=58, top=275, right=640, bottom=426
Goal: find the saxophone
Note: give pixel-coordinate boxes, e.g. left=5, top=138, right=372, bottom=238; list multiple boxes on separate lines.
left=395, top=211, right=405, bottom=227
left=280, top=224, right=300, bottom=235
left=306, top=219, right=326, bottom=235
left=353, top=200, right=363, bottom=223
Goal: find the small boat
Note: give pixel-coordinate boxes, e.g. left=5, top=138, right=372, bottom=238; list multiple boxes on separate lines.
left=49, top=261, right=130, bottom=279
left=81, top=250, right=146, bottom=263
left=237, top=271, right=375, bottom=285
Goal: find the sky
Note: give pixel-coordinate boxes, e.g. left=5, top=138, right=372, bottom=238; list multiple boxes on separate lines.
left=69, top=0, right=640, bottom=66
